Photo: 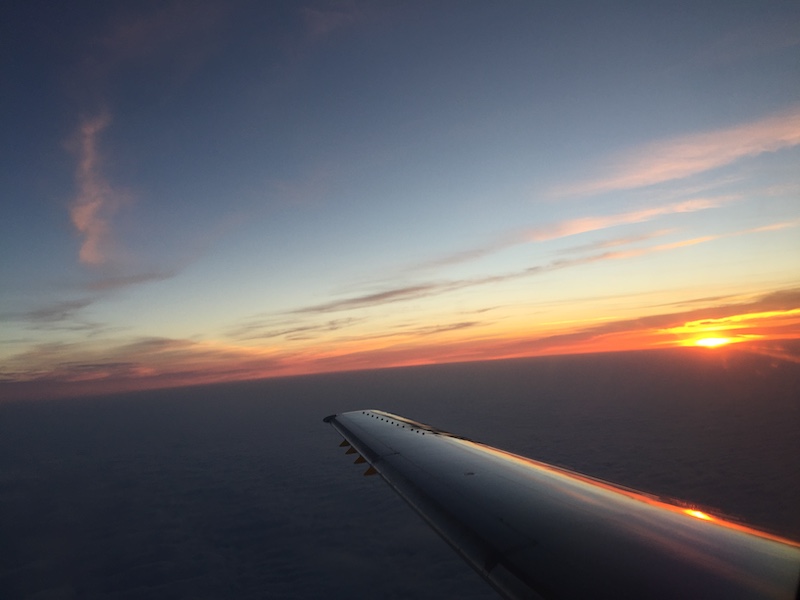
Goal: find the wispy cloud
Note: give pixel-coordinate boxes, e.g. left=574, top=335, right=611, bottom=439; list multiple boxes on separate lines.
left=66, top=1, right=228, bottom=272
left=74, top=0, right=227, bottom=89
left=103, top=1, right=223, bottom=59
left=345, top=320, right=486, bottom=342
left=406, top=321, right=482, bottom=337
left=557, top=230, right=672, bottom=255
left=69, top=111, right=124, bottom=265
left=552, top=218, right=798, bottom=266
left=293, top=218, right=796, bottom=316
left=85, top=270, right=176, bottom=291
left=24, top=299, right=94, bottom=323
left=522, top=198, right=731, bottom=242
left=292, top=283, right=451, bottom=314
left=303, top=2, right=364, bottom=39
left=1, top=298, right=102, bottom=334
left=687, top=18, right=800, bottom=69
left=290, top=253, right=616, bottom=316
left=9, top=298, right=114, bottom=335
left=747, top=220, right=800, bottom=233
left=230, top=317, right=364, bottom=341
left=413, top=197, right=732, bottom=271
left=553, top=106, right=800, bottom=197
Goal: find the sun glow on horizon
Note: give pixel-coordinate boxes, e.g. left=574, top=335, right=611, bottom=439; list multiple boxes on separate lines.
left=661, top=308, right=800, bottom=351
left=684, top=508, right=714, bottom=521
left=694, top=337, right=733, bottom=348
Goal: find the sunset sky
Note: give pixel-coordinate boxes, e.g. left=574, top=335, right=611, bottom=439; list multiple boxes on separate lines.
left=2, top=1, right=799, bottom=400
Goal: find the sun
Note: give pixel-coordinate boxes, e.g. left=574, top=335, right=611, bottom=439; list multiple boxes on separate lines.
left=684, top=508, right=714, bottom=521
left=694, top=337, right=732, bottom=348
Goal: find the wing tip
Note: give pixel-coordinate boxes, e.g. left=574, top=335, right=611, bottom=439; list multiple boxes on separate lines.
left=323, top=414, right=336, bottom=423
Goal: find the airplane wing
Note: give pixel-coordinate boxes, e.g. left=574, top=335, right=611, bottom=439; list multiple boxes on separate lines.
left=324, top=409, right=800, bottom=600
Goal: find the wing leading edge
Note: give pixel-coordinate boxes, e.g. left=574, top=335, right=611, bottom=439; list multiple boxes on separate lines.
left=324, top=409, right=800, bottom=600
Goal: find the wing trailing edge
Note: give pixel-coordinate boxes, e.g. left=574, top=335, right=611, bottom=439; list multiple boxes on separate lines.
left=325, top=409, right=800, bottom=600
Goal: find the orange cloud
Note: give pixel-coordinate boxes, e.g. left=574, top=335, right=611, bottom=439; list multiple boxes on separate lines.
left=554, top=105, right=800, bottom=197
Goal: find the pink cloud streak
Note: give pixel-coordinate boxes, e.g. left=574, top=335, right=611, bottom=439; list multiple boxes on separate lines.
left=522, top=197, right=732, bottom=242
left=69, top=112, right=121, bottom=265
left=417, top=196, right=732, bottom=271
left=554, top=106, right=800, bottom=197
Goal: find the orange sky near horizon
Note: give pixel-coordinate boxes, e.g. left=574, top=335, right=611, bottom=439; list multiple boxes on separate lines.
left=3, top=297, right=799, bottom=402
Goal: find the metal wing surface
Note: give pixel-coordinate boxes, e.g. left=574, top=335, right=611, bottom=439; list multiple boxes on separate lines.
left=324, top=409, right=800, bottom=600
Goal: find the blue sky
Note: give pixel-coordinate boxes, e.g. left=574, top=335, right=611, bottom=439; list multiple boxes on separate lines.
left=2, top=1, right=799, bottom=399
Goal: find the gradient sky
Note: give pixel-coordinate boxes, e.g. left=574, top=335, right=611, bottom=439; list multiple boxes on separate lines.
left=2, top=0, right=799, bottom=400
